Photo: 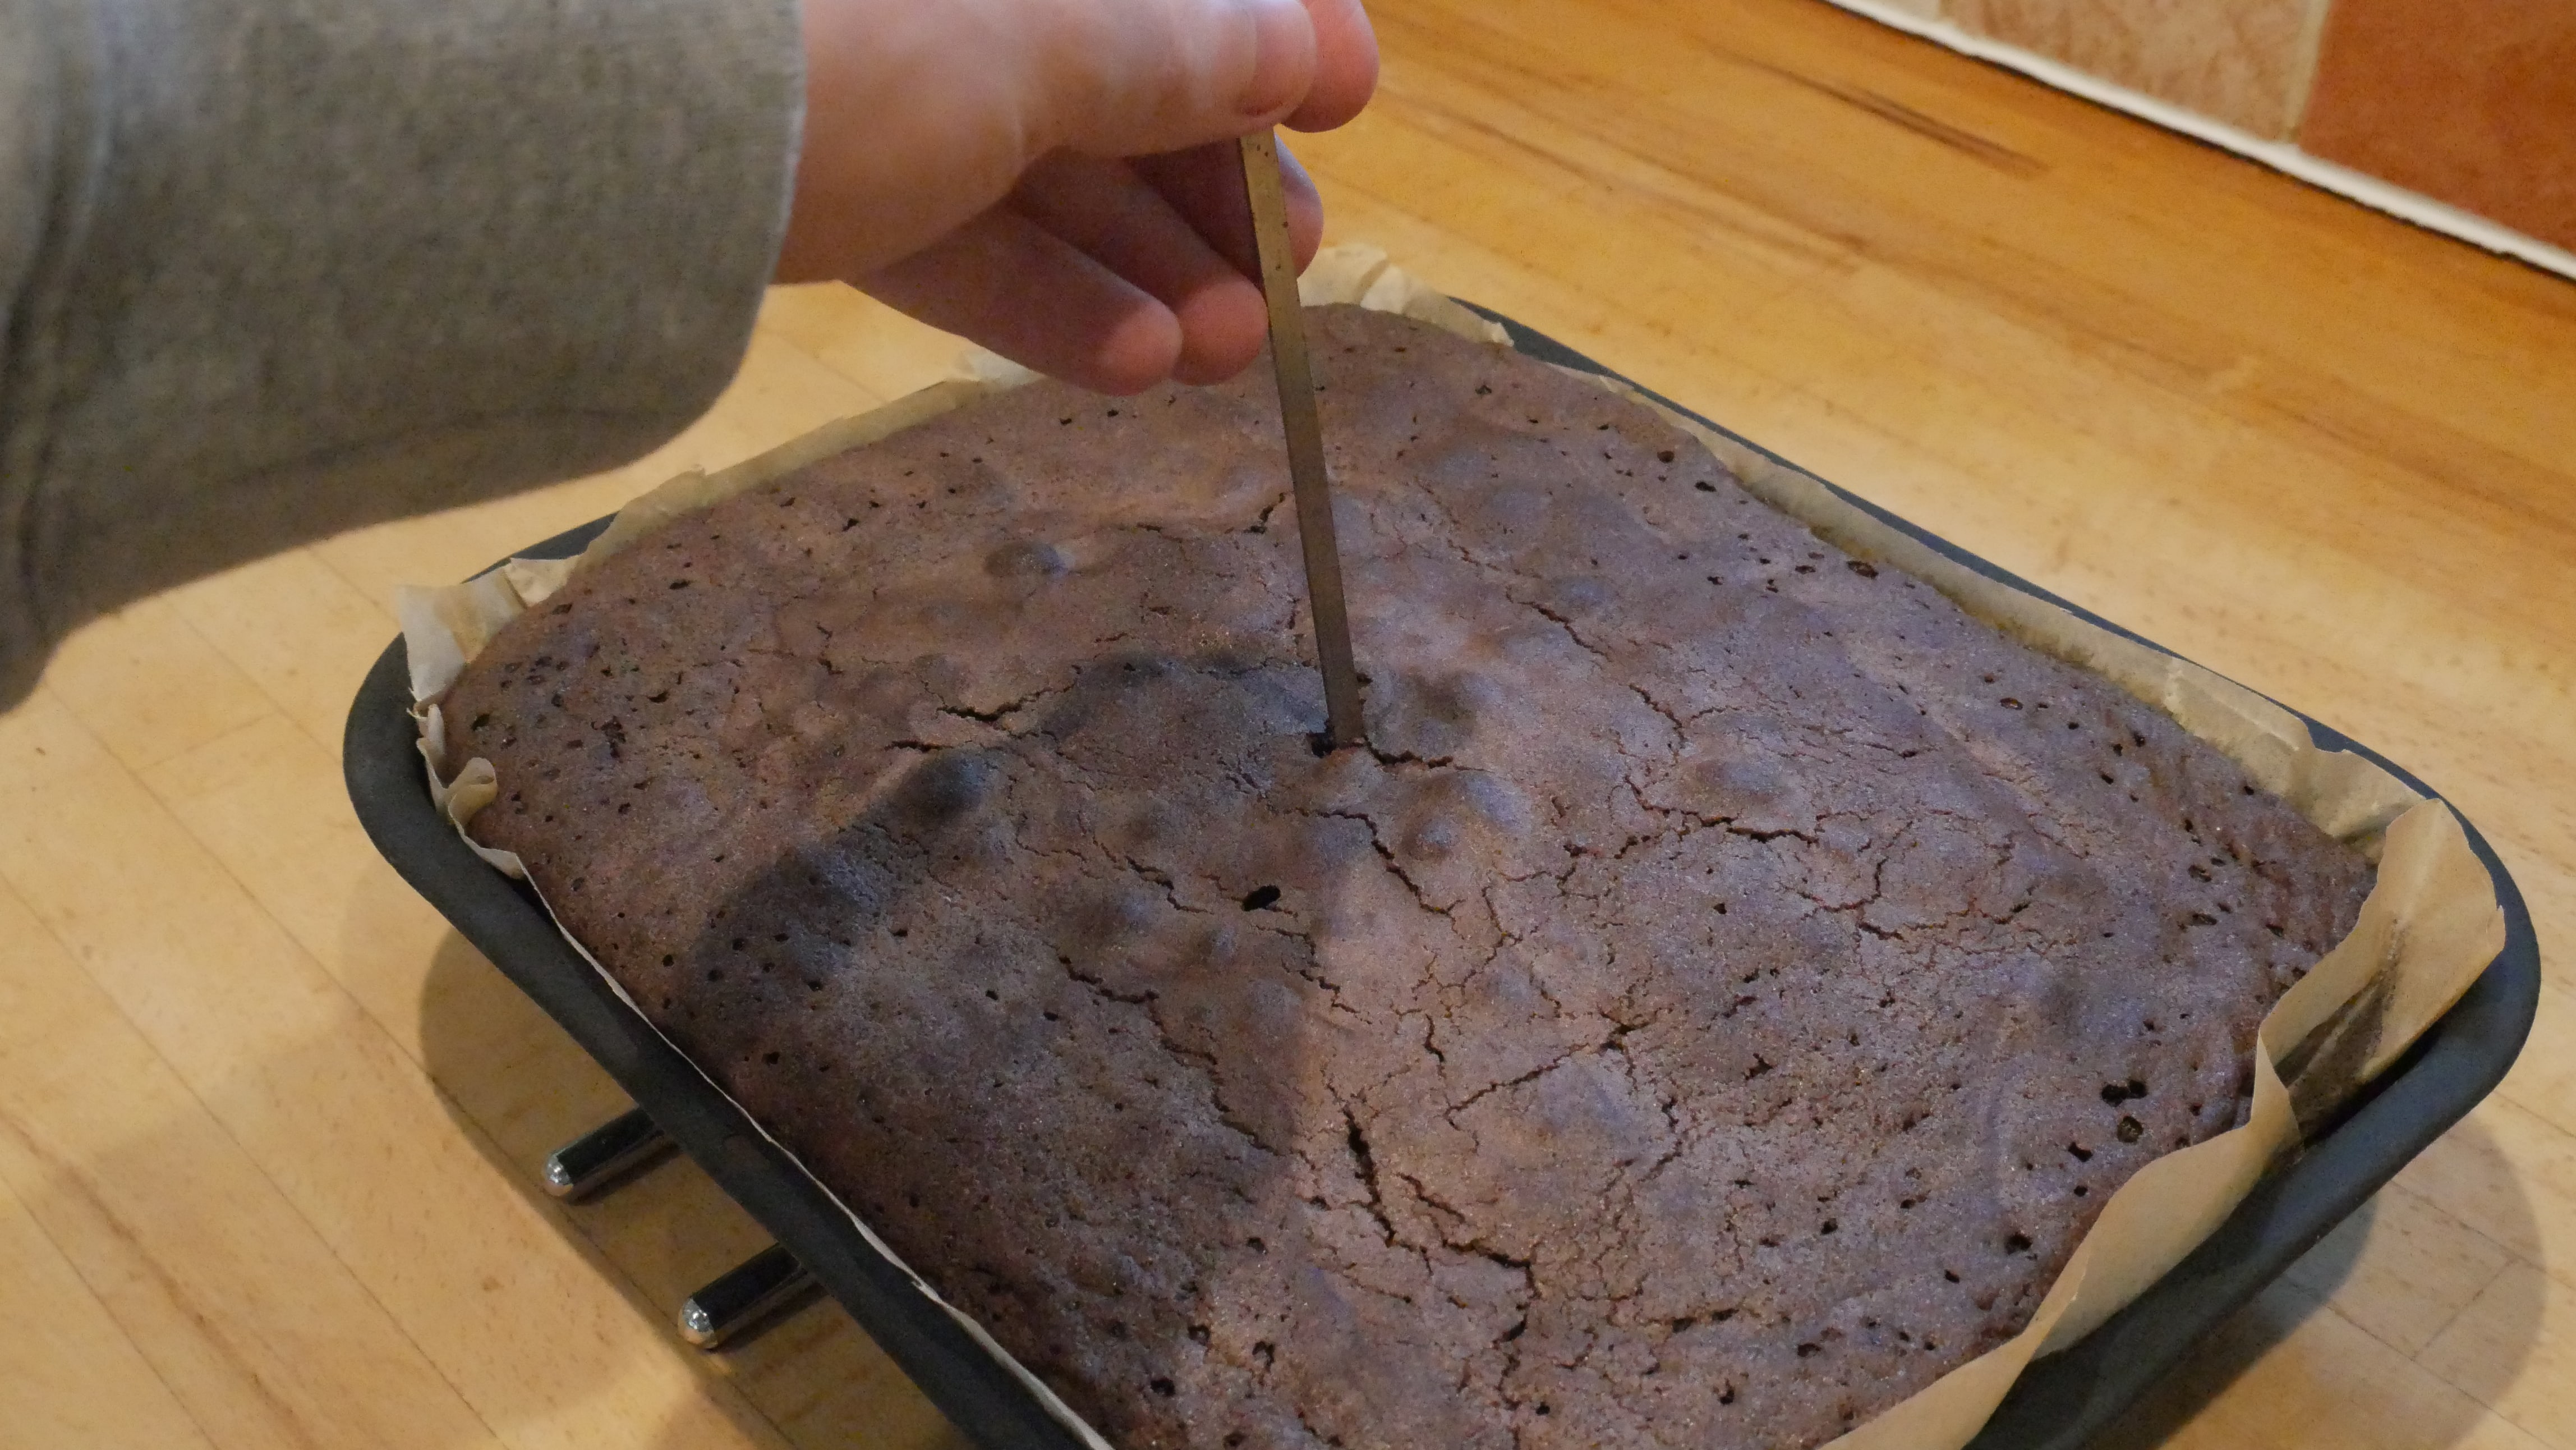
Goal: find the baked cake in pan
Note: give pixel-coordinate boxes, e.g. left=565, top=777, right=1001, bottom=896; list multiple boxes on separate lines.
left=439, top=306, right=2371, bottom=1449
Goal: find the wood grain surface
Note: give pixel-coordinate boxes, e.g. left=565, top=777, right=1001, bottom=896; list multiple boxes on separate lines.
left=1, top=1, right=2568, bottom=1446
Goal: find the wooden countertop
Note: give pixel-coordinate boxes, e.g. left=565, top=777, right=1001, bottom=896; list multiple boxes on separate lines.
left=2, top=0, right=2568, bottom=1446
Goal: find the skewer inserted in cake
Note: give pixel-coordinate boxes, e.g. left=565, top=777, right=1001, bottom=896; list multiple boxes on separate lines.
left=1238, top=130, right=1366, bottom=751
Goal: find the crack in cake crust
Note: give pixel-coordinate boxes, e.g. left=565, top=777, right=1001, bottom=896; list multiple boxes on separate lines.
left=441, top=307, right=2372, bottom=1450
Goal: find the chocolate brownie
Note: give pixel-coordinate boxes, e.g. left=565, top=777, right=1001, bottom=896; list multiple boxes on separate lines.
left=439, top=306, right=2372, bottom=1449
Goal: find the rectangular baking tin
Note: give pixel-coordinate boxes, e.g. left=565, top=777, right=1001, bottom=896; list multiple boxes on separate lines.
left=345, top=308, right=2540, bottom=1450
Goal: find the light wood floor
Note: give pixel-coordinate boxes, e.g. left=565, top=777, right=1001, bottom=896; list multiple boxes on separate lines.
left=3, top=0, right=2570, bottom=1446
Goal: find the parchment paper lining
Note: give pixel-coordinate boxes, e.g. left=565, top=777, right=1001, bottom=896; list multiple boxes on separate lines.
left=397, top=247, right=2505, bottom=1450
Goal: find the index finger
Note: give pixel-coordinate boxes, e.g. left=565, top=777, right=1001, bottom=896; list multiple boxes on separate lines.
left=1285, top=0, right=1377, bottom=131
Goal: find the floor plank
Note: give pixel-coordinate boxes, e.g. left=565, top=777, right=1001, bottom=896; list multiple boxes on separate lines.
left=2091, top=1276, right=2550, bottom=1450
left=2396, top=1100, right=2576, bottom=1288
left=0, top=696, right=789, bottom=1450
left=0, top=1103, right=224, bottom=1450
left=0, top=877, right=503, bottom=1450
left=128, top=659, right=968, bottom=1450
left=2281, top=1183, right=2517, bottom=1359
left=2419, top=1260, right=2576, bottom=1449
left=165, top=547, right=407, bottom=761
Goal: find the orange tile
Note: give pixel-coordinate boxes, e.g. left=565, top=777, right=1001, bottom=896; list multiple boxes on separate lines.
left=1947, top=0, right=2325, bottom=136
left=2299, top=0, right=2576, bottom=253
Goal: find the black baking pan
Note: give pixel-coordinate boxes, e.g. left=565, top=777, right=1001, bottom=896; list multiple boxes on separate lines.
left=345, top=305, right=2541, bottom=1450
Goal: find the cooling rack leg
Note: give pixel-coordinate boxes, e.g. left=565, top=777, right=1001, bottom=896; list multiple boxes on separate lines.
left=680, top=1243, right=821, bottom=1350
left=541, top=1106, right=674, bottom=1201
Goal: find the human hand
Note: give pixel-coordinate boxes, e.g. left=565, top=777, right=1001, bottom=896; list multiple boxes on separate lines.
left=778, top=0, right=1377, bottom=394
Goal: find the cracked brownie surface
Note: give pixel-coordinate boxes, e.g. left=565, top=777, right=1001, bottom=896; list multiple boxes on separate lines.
left=440, top=306, right=2373, bottom=1449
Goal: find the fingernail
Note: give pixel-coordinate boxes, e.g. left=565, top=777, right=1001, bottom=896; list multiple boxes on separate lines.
left=1236, top=0, right=1316, bottom=118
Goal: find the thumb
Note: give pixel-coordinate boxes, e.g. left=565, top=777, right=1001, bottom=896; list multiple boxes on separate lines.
left=1030, top=0, right=1319, bottom=159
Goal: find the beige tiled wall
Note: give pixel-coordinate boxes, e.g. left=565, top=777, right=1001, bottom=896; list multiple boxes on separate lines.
left=1944, top=0, right=2326, bottom=137
left=1847, top=0, right=2576, bottom=258
left=2299, top=0, right=2576, bottom=254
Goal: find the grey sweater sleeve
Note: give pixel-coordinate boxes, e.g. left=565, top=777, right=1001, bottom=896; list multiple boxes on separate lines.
left=0, top=0, right=803, bottom=704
